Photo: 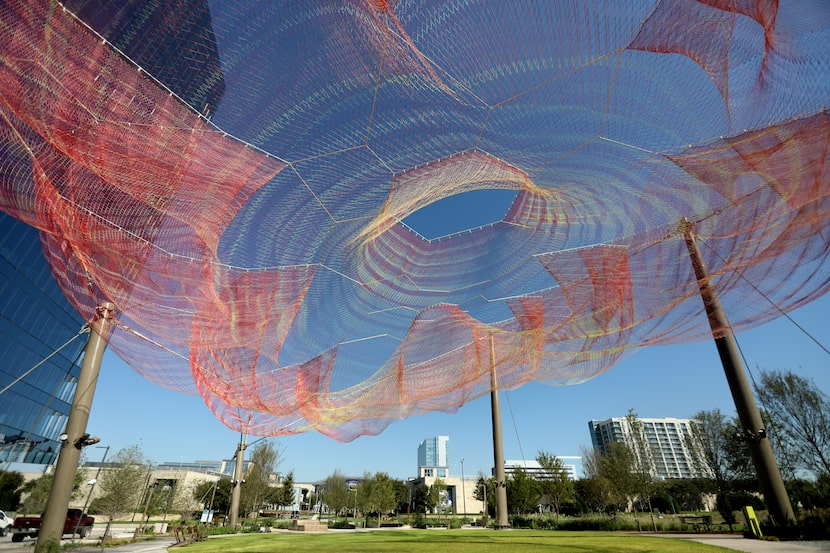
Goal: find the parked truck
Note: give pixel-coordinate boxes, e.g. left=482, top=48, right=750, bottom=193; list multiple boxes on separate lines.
left=10, top=508, right=94, bottom=542
left=0, top=510, right=11, bottom=537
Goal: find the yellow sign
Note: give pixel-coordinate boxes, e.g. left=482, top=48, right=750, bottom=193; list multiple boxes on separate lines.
left=742, top=506, right=763, bottom=538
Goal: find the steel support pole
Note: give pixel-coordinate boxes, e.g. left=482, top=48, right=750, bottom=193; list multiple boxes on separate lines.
left=37, top=303, right=115, bottom=553
left=683, top=223, right=795, bottom=526
left=488, top=333, right=510, bottom=529
left=229, top=439, right=247, bottom=527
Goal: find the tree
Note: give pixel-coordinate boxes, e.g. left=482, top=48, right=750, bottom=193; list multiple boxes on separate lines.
left=506, top=467, right=540, bottom=515
left=473, top=476, right=495, bottom=518
left=362, top=472, right=397, bottom=523
left=239, top=440, right=283, bottom=518
left=276, top=472, right=296, bottom=509
left=391, top=478, right=409, bottom=515
left=91, top=444, right=150, bottom=540
left=624, top=410, right=658, bottom=530
left=659, top=478, right=710, bottom=512
left=578, top=446, right=620, bottom=514
left=320, top=470, right=350, bottom=518
left=690, top=408, right=740, bottom=488
left=167, top=478, right=203, bottom=522
left=412, top=482, right=434, bottom=514
left=755, top=369, right=830, bottom=478
left=536, top=451, right=574, bottom=516
left=600, top=442, right=636, bottom=510
left=689, top=408, right=753, bottom=520
left=20, top=467, right=86, bottom=515
left=193, top=478, right=232, bottom=518
left=0, top=471, right=24, bottom=511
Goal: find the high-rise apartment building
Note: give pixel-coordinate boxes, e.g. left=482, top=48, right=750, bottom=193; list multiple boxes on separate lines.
left=0, top=214, right=87, bottom=466
left=589, top=417, right=709, bottom=480
left=417, top=435, right=449, bottom=478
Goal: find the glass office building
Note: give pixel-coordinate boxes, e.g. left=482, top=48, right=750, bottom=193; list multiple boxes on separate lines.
left=417, top=435, right=450, bottom=478
left=0, top=213, right=88, bottom=466
left=0, top=0, right=225, bottom=469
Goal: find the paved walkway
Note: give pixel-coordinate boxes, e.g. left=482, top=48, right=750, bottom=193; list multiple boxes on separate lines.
left=654, top=534, right=830, bottom=552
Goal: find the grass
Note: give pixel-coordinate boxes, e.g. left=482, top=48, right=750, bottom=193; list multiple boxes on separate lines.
left=177, top=529, right=738, bottom=552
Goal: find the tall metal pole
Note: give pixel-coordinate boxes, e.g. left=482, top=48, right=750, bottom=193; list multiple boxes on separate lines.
left=73, top=445, right=109, bottom=542
left=229, top=437, right=247, bottom=527
left=460, top=459, right=466, bottom=518
left=488, top=333, right=509, bottom=529
left=37, top=303, right=115, bottom=553
left=683, top=222, right=795, bottom=526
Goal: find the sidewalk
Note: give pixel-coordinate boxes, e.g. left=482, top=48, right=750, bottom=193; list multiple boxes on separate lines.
left=652, top=534, right=830, bottom=552
left=74, top=537, right=177, bottom=553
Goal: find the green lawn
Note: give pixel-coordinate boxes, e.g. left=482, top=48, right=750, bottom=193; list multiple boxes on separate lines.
left=179, top=530, right=737, bottom=552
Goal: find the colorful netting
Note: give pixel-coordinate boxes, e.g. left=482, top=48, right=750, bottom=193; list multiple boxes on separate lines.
left=0, top=0, right=828, bottom=440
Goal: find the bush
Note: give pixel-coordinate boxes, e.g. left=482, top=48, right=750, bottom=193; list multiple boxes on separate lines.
left=800, top=509, right=830, bottom=540
left=410, top=512, right=427, bottom=529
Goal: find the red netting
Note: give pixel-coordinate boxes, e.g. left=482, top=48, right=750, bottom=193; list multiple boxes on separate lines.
left=0, top=0, right=828, bottom=441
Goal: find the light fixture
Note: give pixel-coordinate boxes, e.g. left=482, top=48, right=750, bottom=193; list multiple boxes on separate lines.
left=73, top=433, right=101, bottom=449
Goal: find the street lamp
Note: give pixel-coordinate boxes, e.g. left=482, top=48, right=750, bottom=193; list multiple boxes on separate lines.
left=460, top=459, right=466, bottom=521
left=480, top=480, right=488, bottom=526
left=73, top=445, right=109, bottom=542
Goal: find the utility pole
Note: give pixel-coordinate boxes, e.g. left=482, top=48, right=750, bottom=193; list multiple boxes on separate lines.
left=683, top=221, right=795, bottom=526
left=37, top=303, right=115, bottom=553
left=488, top=333, right=510, bottom=529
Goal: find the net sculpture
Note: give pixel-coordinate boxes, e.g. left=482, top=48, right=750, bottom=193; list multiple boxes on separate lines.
left=0, top=0, right=828, bottom=441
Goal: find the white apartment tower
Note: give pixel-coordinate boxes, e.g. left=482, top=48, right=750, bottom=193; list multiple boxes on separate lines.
left=417, top=435, right=450, bottom=478
left=589, top=417, right=709, bottom=480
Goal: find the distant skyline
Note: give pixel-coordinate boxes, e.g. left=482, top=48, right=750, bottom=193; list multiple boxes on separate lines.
left=85, top=293, right=830, bottom=483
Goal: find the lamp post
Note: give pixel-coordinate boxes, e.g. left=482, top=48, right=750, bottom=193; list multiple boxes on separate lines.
left=73, top=445, right=109, bottom=542
left=480, top=480, right=488, bottom=526
left=460, top=459, right=466, bottom=520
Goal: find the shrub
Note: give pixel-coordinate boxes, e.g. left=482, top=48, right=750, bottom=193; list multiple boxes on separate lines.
left=410, top=512, right=427, bottom=529
left=800, top=509, right=830, bottom=540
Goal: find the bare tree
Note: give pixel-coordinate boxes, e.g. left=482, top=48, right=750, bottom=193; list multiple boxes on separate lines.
left=756, top=369, right=830, bottom=478
left=579, top=445, right=620, bottom=514
left=690, top=409, right=739, bottom=488
left=624, top=410, right=657, bottom=531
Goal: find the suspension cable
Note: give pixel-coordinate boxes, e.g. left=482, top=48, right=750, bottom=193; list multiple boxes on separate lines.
left=503, top=389, right=527, bottom=465
left=0, top=323, right=89, bottom=397
left=696, top=235, right=830, bottom=358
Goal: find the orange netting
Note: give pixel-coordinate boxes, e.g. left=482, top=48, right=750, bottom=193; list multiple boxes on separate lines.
left=0, top=0, right=828, bottom=440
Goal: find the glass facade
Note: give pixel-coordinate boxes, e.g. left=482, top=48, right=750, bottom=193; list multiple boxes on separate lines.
left=417, top=435, right=449, bottom=478
left=0, top=213, right=87, bottom=466
left=0, top=0, right=223, bottom=469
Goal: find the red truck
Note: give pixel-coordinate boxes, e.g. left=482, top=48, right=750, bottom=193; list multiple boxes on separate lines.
left=10, top=508, right=94, bottom=542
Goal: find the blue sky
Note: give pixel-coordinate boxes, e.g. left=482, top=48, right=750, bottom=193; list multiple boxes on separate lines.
left=86, top=291, right=830, bottom=483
